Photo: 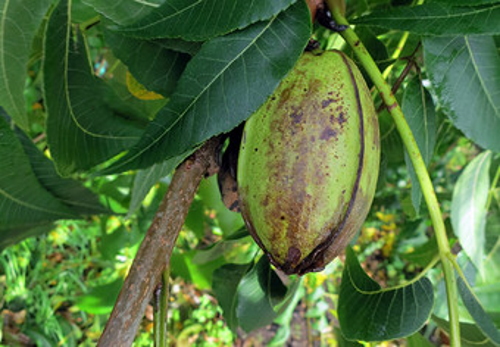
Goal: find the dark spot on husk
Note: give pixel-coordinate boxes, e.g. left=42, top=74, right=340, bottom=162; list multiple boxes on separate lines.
left=262, top=196, right=269, bottom=207
left=320, top=127, right=337, bottom=140
left=277, top=87, right=292, bottom=109
left=285, top=247, right=301, bottom=265
left=321, top=98, right=336, bottom=108
left=290, top=111, right=304, bottom=124
left=337, top=112, right=347, bottom=125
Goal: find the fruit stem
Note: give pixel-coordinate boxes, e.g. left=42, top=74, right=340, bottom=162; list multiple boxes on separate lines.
left=327, top=3, right=461, bottom=346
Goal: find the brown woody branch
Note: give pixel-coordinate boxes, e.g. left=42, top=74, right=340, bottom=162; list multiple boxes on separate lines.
left=98, top=138, right=220, bottom=347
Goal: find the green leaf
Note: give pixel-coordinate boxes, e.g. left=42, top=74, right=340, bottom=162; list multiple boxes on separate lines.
left=71, top=0, right=99, bottom=23
left=0, top=0, right=52, bottom=130
left=402, top=78, right=437, bottom=215
left=102, top=58, right=168, bottom=118
left=345, top=26, right=390, bottom=80
left=352, top=3, right=500, bottom=36
left=0, top=115, right=77, bottom=248
left=423, top=36, right=500, bottom=152
left=127, top=155, right=184, bottom=216
left=269, top=282, right=305, bottom=346
left=192, top=234, right=252, bottom=265
left=16, top=127, right=108, bottom=216
left=338, top=248, right=434, bottom=341
left=82, top=0, right=165, bottom=25
left=98, top=224, right=133, bottom=261
left=434, top=315, right=500, bottom=347
left=43, top=0, right=147, bottom=175
left=475, top=282, right=500, bottom=322
left=402, top=235, right=439, bottom=268
left=96, top=175, right=134, bottom=213
left=451, top=151, right=492, bottom=271
left=75, top=278, right=123, bottom=314
left=483, top=213, right=500, bottom=281
left=407, top=332, right=435, bottom=347
left=237, top=256, right=287, bottom=332
left=212, top=262, right=252, bottom=331
left=184, top=199, right=206, bottom=238
left=154, top=38, right=202, bottom=56
left=112, top=0, right=297, bottom=41
left=101, top=0, right=311, bottom=173
left=197, top=176, right=244, bottom=236
left=170, top=250, right=227, bottom=290
left=104, top=28, right=191, bottom=96
left=334, top=327, right=364, bottom=347
left=458, top=276, right=500, bottom=344
left=379, top=111, right=405, bottom=165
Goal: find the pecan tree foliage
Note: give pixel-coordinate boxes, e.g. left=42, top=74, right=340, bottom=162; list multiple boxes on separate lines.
left=0, top=0, right=499, bottom=346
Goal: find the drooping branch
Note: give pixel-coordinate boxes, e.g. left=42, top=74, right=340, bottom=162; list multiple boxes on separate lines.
left=98, top=138, right=220, bottom=347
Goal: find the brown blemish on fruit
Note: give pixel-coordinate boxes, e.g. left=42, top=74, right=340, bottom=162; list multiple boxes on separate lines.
left=285, top=247, right=301, bottom=266
left=277, top=87, right=292, bottom=109
left=320, top=127, right=337, bottom=140
left=337, top=112, right=347, bottom=125
left=262, top=196, right=269, bottom=207
left=290, top=111, right=304, bottom=124
left=321, top=98, right=335, bottom=108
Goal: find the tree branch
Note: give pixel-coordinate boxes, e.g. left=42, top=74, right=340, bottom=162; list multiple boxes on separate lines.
left=98, top=138, right=220, bottom=347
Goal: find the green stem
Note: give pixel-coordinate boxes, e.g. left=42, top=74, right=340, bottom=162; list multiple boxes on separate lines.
left=486, top=163, right=500, bottom=211
left=327, top=3, right=461, bottom=346
left=154, top=267, right=170, bottom=347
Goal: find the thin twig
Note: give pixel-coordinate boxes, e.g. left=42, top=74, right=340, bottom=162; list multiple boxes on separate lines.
left=98, top=138, right=220, bottom=347
left=376, top=43, right=421, bottom=113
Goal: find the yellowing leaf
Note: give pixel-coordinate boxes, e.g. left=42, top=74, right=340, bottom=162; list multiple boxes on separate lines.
left=126, top=71, right=164, bottom=100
